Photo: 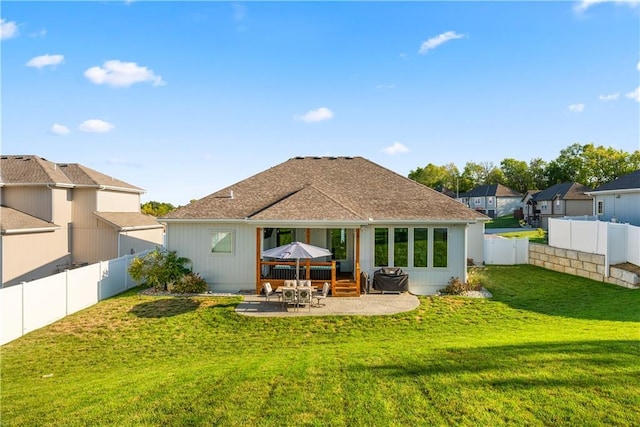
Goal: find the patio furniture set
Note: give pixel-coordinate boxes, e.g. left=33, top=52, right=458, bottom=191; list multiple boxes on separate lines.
left=262, top=280, right=330, bottom=312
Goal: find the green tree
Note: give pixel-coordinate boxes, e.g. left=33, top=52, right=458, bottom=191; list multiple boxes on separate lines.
left=500, top=158, right=530, bottom=193
left=141, top=201, right=177, bottom=217
left=128, top=248, right=192, bottom=291
left=408, top=163, right=448, bottom=188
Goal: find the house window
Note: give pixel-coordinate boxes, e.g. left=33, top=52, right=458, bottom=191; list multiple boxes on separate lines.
left=488, top=197, right=494, bottom=205
left=474, top=197, right=482, bottom=205
left=413, top=228, right=428, bottom=268
left=433, top=228, right=448, bottom=268
left=328, top=229, right=347, bottom=260
left=394, top=228, right=408, bottom=267
left=211, top=231, right=233, bottom=254
left=556, top=199, right=560, bottom=207
left=374, top=228, right=389, bottom=267
left=597, top=200, right=604, bottom=215
left=540, top=202, right=548, bottom=210
left=277, top=228, right=293, bottom=246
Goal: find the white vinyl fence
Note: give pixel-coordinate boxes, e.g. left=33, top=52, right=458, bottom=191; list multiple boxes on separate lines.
left=548, top=217, right=640, bottom=270
left=1, top=250, right=150, bottom=346
left=483, top=236, right=529, bottom=265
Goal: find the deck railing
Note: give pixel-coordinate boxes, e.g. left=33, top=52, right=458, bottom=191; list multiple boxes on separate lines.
left=257, top=260, right=336, bottom=293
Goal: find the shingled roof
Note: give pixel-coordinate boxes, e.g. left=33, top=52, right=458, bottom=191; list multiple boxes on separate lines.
left=93, top=212, right=164, bottom=231
left=532, top=182, right=592, bottom=202
left=0, top=206, right=60, bottom=234
left=458, top=184, right=522, bottom=198
left=589, top=170, right=640, bottom=192
left=0, top=155, right=143, bottom=193
left=162, top=156, right=486, bottom=223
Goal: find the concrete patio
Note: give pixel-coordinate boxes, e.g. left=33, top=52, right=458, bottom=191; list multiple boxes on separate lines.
left=235, top=293, right=420, bottom=317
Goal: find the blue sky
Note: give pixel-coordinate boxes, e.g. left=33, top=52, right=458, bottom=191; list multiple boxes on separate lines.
left=2, top=1, right=639, bottom=206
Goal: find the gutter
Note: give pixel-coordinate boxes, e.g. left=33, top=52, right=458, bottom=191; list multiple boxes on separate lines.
left=2, top=226, right=60, bottom=235
left=160, top=218, right=480, bottom=226
left=585, top=188, right=639, bottom=196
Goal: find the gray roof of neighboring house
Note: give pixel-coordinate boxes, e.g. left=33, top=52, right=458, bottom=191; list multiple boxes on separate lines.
left=162, top=156, right=487, bottom=222
left=590, top=170, right=640, bottom=192
left=458, top=184, right=522, bottom=198
left=0, top=155, right=143, bottom=193
left=532, top=182, right=592, bottom=202
left=93, top=212, right=164, bottom=231
left=0, top=206, right=60, bottom=234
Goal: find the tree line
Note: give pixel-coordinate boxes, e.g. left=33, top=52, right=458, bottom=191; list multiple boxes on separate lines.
left=408, top=143, right=640, bottom=194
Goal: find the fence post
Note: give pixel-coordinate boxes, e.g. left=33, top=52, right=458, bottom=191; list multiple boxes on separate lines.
left=21, top=281, right=26, bottom=335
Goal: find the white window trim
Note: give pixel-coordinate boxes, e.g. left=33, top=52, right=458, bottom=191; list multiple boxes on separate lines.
left=210, top=229, right=235, bottom=256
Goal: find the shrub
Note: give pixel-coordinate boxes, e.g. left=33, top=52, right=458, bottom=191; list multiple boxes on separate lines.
left=170, top=272, right=208, bottom=294
left=128, top=248, right=192, bottom=291
left=440, top=275, right=483, bottom=295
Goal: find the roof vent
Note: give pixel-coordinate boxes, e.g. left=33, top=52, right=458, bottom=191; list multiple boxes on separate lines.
left=230, top=190, right=234, bottom=199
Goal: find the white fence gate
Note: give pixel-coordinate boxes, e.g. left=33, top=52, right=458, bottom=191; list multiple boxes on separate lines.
left=1, top=250, right=149, bottom=346
left=483, top=236, right=529, bottom=265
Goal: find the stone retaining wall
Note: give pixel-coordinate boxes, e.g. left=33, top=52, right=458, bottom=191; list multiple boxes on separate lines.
left=528, top=243, right=606, bottom=282
left=528, top=243, right=638, bottom=288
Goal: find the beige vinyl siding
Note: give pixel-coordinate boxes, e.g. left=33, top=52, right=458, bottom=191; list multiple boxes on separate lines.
left=1, top=230, right=71, bottom=287
left=3, top=187, right=52, bottom=221
left=71, top=189, right=98, bottom=263
left=566, top=200, right=593, bottom=217
left=119, top=228, right=164, bottom=256
left=97, top=190, right=140, bottom=212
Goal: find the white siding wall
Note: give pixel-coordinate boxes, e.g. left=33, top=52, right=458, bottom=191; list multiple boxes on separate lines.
left=96, top=190, right=140, bottom=212
left=167, top=222, right=471, bottom=295
left=596, top=193, right=640, bottom=226
left=166, top=222, right=257, bottom=293
left=359, top=223, right=467, bottom=295
left=497, top=197, right=522, bottom=217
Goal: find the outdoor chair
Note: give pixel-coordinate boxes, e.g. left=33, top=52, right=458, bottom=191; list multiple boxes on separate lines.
left=281, top=287, right=297, bottom=310
left=298, top=280, right=311, bottom=288
left=262, top=282, right=277, bottom=304
left=284, top=280, right=297, bottom=288
left=296, top=286, right=313, bottom=312
left=315, top=282, right=330, bottom=307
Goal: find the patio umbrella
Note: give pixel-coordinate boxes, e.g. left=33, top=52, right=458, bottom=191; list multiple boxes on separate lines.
left=261, top=241, right=332, bottom=283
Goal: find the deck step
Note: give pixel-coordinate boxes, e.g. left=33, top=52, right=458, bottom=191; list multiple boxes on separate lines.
left=333, top=281, right=360, bottom=297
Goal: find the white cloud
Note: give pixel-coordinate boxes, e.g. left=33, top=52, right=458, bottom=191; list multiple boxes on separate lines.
left=382, top=142, right=409, bottom=155
left=598, top=92, right=619, bottom=101
left=26, top=54, right=64, bottom=69
left=78, top=119, right=115, bottom=133
left=49, top=123, right=70, bottom=135
left=29, top=28, right=47, bottom=38
left=637, top=60, right=640, bottom=71
left=419, top=31, right=465, bottom=54
left=568, top=103, right=585, bottom=113
left=1, top=19, right=19, bottom=40
left=294, top=107, right=334, bottom=123
left=375, top=83, right=396, bottom=90
left=84, top=60, right=166, bottom=88
left=574, top=0, right=640, bottom=13
left=626, top=86, right=640, bottom=102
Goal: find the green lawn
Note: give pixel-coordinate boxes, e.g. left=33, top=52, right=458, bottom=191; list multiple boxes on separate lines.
left=485, top=215, right=520, bottom=229
left=497, top=229, right=548, bottom=244
left=2, top=266, right=639, bottom=426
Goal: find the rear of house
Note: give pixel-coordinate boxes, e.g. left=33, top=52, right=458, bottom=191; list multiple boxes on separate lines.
left=162, top=156, right=488, bottom=296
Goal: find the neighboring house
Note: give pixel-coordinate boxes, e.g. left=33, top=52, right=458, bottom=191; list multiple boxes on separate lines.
left=457, top=184, right=523, bottom=218
left=0, top=155, right=164, bottom=287
left=521, top=190, right=541, bottom=226
left=529, top=182, right=593, bottom=229
left=585, top=170, right=640, bottom=226
left=161, top=156, right=489, bottom=296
